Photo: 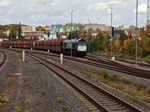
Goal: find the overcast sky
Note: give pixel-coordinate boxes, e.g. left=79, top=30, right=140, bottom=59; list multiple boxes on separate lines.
left=0, top=0, right=148, bottom=27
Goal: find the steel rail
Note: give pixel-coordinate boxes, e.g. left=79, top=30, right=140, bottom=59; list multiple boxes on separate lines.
left=27, top=53, right=142, bottom=112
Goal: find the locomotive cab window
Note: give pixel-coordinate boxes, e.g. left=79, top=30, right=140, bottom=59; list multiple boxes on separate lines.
left=78, top=41, right=86, bottom=46
left=64, top=43, right=66, bottom=47
left=72, top=43, right=75, bottom=48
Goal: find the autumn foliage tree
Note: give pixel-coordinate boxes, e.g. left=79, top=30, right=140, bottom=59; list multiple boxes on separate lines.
left=114, top=40, right=120, bottom=54
left=142, top=25, right=150, bottom=57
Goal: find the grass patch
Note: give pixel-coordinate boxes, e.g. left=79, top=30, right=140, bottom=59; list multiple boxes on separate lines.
left=0, top=96, right=9, bottom=103
left=15, top=106, right=22, bottom=112
left=0, top=96, right=10, bottom=108
left=147, top=88, right=150, bottom=95
left=110, top=75, right=119, bottom=81
left=143, top=56, right=150, bottom=63
left=65, top=60, right=150, bottom=103
left=100, top=69, right=110, bottom=80
left=53, top=110, right=58, bottom=112
left=136, top=85, right=147, bottom=91
left=56, top=97, right=63, bottom=103
left=109, top=75, right=131, bottom=85
left=121, top=78, right=131, bottom=84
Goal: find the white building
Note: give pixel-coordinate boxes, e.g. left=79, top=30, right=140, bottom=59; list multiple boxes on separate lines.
left=84, top=24, right=106, bottom=31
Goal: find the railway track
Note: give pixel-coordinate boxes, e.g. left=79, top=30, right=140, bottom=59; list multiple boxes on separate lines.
left=26, top=53, right=142, bottom=112
left=86, top=55, right=150, bottom=72
left=85, top=55, right=150, bottom=79
left=0, top=50, right=7, bottom=68
left=116, top=57, right=150, bottom=67
left=4, top=48, right=150, bottom=79
left=87, top=54, right=150, bottom=67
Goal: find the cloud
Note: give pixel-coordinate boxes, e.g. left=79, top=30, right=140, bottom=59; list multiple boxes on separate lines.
left=0, top=0, right=10, bottom=7
left=27, top=0, right=55, bottom=8
left=0, top=0, right=147, bottom=27
left=87, top=0, right=128, bottom=14
left=108, top=0, right=127, bottom=6
left=113, top=15, right=120, bottom=22
left=134, top=3, right=147, bottom=14
left=138, top=3, right=147, bottom=14
left=31, top=0, right=53, bottom=4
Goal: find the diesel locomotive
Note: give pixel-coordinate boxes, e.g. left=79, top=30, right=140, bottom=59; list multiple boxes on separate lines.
left=0, top=38, right=87, bottom=57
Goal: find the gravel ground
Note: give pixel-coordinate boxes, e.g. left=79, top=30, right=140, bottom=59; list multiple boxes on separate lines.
left=0, top=50, right=92, bottom=112
left=47, top=54, right=150, bottom=87
left=0, top=50, right=22, bottom=111
left=44, top=54, right=150, bottom=112
left=0, top=51, right=4, bottom=64
left=1, top=49, right=149, bottom=112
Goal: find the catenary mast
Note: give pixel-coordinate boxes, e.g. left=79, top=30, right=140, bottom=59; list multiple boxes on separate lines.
left=147, top=0, right=150, bottom=25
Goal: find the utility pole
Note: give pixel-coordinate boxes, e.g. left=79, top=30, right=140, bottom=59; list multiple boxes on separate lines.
left=135, top=0, right=138, bottom=64
left=88, top=18, right=90, bottom=31
left=75, top=23, right=76, bottom=39
left=71, top=10, right=73, bottom=57
left=110, top=7, right=113, bottom=59
left=147, top=0, right=150, bottom=25
left=88, top=18, right=90, bottom=53
left=11, top=25, right=12, bottom=40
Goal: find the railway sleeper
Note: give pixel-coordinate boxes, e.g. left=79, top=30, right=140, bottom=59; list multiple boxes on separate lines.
left=98, top=99, right=117, bottom=103
left=100, top=103, right=122, bottom=106
left=104, top=105, right=125, bottom=109
left=108, top=107, right=130, bottom=112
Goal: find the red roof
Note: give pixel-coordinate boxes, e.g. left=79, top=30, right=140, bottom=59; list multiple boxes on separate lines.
left=24, top=34, right=43, bottom=39
left=130, top=29, right=140, bottom=34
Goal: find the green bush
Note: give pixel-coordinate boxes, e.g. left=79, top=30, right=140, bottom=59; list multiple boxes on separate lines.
left=143, top=56, right=150, bottom=63
left=121, top=78, right=131, bottom=84
left=136, top=85, right=147, bottom=91
left=100, top=69, right=110, bottom=80
left=110, top=75, right=119, bottom=81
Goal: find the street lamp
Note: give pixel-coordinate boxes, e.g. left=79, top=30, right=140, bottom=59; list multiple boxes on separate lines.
left=71, top=10, right=73, bottom=57
left=88, top=18, right=90, bottom=30
left=110, top=7, right=113, bottom=60
left=135, top=0, right=138, bottom=64
left=88, top=18, right=90, bottom=53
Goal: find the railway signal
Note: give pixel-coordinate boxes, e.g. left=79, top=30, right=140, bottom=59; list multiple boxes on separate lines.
left=112, top=27, right=114, bottom=37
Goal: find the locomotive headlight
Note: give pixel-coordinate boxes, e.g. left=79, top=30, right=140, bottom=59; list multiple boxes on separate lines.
left=78, top=46, right=86, bottom=51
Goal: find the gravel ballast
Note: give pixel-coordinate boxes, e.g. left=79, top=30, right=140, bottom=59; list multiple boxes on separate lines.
left=45, top=54, right=150, bottom=112
left=0, top=50, right=92, bottom=112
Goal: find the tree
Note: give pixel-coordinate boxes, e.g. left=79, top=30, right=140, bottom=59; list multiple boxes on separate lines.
left=95, top=31, right=105, bottom=51
left=139, top=25, right=150, bottom=57
left=142, top=37, right=150, bottom=57
left=8, top=24, right=18, bottom=40
left=146, top=25, right=150, bottom=37
left=119, top=31, right=128, bottom=45
left=123, top=39, right=135, bottom=57
left=87, top=31, right=92, bottom=41
left=18, top=22, right=22, bottom=39
left=88, top=40, right=97, bottom=53
left=114, top=40, right=120, bottom=54
left=67, top=30, right=79, bottom=39
left=0, top=31, right=3, bottom=38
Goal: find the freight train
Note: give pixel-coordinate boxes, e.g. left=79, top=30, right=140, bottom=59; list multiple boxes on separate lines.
left=0, top=38, right=87, bottom=56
